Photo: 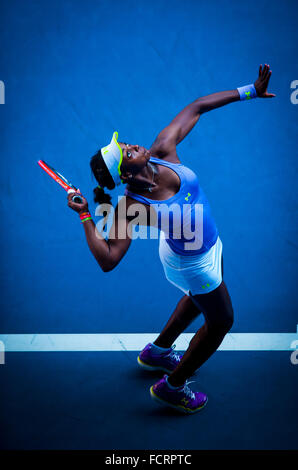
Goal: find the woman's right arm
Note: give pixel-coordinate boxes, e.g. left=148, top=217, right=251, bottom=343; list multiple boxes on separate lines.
left=68, top=192, right=132, bottom=272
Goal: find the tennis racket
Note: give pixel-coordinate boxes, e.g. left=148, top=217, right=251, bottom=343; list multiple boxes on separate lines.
left=38, top=160, right=83, bottom=204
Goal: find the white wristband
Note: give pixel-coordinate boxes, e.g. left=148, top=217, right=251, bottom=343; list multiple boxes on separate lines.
left=237, top=84, right=258, bottom=101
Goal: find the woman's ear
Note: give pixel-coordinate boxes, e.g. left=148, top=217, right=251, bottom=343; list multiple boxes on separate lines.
left=121, top=171, right=133, bottom=183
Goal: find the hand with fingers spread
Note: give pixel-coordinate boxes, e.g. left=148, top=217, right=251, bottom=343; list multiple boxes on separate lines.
left=67, top=188, right=89, bottom=214
left=254, top=64, right=276, bottom=98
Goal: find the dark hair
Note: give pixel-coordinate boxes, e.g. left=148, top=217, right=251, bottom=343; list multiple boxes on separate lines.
left=90, top=149, right=115, bottom=205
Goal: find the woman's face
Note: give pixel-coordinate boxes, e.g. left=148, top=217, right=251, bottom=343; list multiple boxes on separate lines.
left=119, top=142, right=151, bottom=181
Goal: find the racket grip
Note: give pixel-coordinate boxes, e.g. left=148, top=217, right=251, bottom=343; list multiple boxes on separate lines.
left=67, top=188, right=83, bottom=204
left=72, top=195, right=83, bottom=204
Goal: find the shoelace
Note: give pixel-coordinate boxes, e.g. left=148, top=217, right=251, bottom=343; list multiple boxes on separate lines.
left=167, top=347, right=196, bottom=399
left=183, top=380, right=196, bottom=400
left=166, top=344, right=181, bottom=363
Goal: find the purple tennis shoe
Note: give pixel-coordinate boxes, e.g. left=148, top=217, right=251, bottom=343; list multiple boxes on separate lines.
left=150, top=374, right=208, bottom=414
left=137, top=343, right=182, bottom=374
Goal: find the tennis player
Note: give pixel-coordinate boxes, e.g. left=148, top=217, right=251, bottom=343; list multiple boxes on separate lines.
left=68, top=64, right=275, bottom=413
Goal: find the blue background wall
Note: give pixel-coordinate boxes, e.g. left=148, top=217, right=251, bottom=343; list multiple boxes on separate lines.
left=0, top=0, right=297, bottom=335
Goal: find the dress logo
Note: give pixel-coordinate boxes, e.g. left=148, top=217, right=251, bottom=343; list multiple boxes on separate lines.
left=201, top=283, right=210, bottom=289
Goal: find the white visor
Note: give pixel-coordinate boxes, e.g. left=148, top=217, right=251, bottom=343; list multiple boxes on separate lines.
left=100, top=131, right=124, bottom=187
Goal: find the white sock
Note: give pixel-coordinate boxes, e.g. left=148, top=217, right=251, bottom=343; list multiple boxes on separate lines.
left=150, top=343, right=171, bottom=353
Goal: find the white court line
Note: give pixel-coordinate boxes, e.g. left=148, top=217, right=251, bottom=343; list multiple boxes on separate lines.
left=0, top=327, right=297, bottom=352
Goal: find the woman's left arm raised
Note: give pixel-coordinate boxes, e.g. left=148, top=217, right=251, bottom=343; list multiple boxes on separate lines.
left=150, top=64, right=275, bottom=152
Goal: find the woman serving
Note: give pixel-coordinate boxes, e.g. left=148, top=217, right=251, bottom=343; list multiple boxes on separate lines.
left=68, top=64, right=275, bottom=414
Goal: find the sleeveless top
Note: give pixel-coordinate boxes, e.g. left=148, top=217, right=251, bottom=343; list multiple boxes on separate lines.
left=124, top=156, right=218, bottom=255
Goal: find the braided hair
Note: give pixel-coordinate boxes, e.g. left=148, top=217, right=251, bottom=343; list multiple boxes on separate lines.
left=90, top=149, right=115, bottom=205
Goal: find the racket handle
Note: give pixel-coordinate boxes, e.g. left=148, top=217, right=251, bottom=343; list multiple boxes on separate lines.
left=67, top=188, right=83, bottom=204
left=72, top=195, right=83, bottom=204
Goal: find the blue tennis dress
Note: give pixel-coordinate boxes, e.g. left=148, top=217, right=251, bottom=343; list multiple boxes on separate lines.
left=124, top=156, right=223, bottom=295
left=124, top=156, right=218, bottom=255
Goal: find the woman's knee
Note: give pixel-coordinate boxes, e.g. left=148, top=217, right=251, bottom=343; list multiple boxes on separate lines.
left=223, top=307, right=234, bottom=332
left=207, top=306, right=234, bottom=335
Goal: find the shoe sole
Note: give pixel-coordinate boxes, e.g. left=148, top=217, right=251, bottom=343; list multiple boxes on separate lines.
left=137, top=355, right=172, bottom=374
left=137, top=355, right=197, bottom=377
left=150, top=386, right=208, bottom=414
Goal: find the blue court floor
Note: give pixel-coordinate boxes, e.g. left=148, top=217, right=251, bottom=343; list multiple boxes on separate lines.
left=0, top=350, right=297, bottom=450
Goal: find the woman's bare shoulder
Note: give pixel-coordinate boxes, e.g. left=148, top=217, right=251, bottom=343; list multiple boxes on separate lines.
left=149, top=129, right=181, bottom=164
left=149, top=144, right=181, bottom=164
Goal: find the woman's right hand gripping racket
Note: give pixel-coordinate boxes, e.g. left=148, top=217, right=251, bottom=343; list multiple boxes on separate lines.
left=67, top=188, right=89, bottom=214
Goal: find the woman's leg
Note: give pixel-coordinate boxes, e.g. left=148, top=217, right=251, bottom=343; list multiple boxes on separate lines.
left=154, top=249, right=224, bottom=349
left=167, top=280, right=234, bottom=387
left=154, top=294, right=202, bottom=349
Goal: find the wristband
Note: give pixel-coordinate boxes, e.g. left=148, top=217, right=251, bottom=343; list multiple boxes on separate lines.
left=237, top=84, right=258, bottom=101
left=79, top=212, right=92, bottom=223
left=81, top=217, right=92, bottom=223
